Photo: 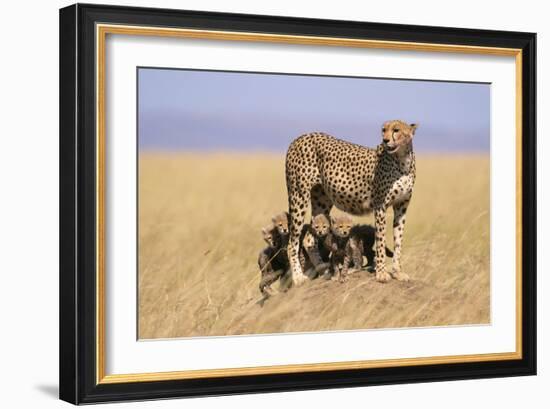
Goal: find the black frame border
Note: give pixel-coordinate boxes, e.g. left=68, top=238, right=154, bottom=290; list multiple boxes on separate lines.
left=59, top=3, right=536, bottom=404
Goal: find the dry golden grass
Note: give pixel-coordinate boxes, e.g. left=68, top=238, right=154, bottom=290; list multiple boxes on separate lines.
left=138, top=152, right=489, bottom=339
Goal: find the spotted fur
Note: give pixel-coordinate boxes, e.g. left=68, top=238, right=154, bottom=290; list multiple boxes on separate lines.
left=285, top=120, right=417, bottom=285
left=327, top=215, right=353, bottom=283
left=301, top=214, right=332, bottom=277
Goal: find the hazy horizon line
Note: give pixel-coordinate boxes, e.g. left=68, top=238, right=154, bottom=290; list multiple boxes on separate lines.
left=138, top=148, right=490, bottom=155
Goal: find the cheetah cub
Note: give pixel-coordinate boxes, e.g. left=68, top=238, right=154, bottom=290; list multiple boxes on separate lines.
left=348, top=224, right=394, bottom=272
left=301, top=214, right=332, bottom=278
left=327, top=214, right=354, bottom=283
left=257, top=212, right=290, bottom=296
left=272, top=211, right=290, bottom=237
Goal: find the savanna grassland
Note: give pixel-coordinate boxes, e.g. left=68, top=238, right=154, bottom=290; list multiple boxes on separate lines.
left=138, top=153, right=490, bottom=339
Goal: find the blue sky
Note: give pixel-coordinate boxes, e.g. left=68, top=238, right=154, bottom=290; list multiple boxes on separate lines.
left=138, top=68, right=490, bottom=153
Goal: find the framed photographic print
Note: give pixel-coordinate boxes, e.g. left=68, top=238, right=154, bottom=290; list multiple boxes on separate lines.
left=59, top=3, right=536, bottom=404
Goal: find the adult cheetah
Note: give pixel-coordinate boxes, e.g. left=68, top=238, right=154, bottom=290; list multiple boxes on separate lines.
left=285, top=120, right=417, bottom=285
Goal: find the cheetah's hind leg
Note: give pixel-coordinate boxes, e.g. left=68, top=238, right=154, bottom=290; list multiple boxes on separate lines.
left=257, top=268, right=289, bottom=306
left=288, top=195, right=310, bottom=286
left=259, top=269, right=284, bottom=297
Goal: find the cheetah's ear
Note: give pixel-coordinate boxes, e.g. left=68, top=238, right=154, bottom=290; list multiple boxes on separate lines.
left=410, top=123, right=418, bottom=134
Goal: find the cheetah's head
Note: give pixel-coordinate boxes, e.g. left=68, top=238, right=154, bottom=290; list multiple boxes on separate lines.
left=312, top=214, right=330, bottom=237
left=330, top=215, right=353, bottom=238
left=261, top=224, right=277, bottom=247
left=381, top=120, right=418, bottom=155
left=272, top=211, right=290, bottom=236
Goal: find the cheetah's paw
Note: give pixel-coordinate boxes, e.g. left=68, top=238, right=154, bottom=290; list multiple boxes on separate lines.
left=391, top=271, right=410, bottom=282
left=292, top=272, right=309, bottom=286
left=376, top=270, right=391, bottom=283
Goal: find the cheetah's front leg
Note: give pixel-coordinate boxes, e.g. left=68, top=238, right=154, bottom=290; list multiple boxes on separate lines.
left=374, top=207, right=391, bottom=283
left=391, top=200, right=410, bottom=281
left=349, top=237, right=364, bottom=271
left=340, top=252, right=351, bottom=283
